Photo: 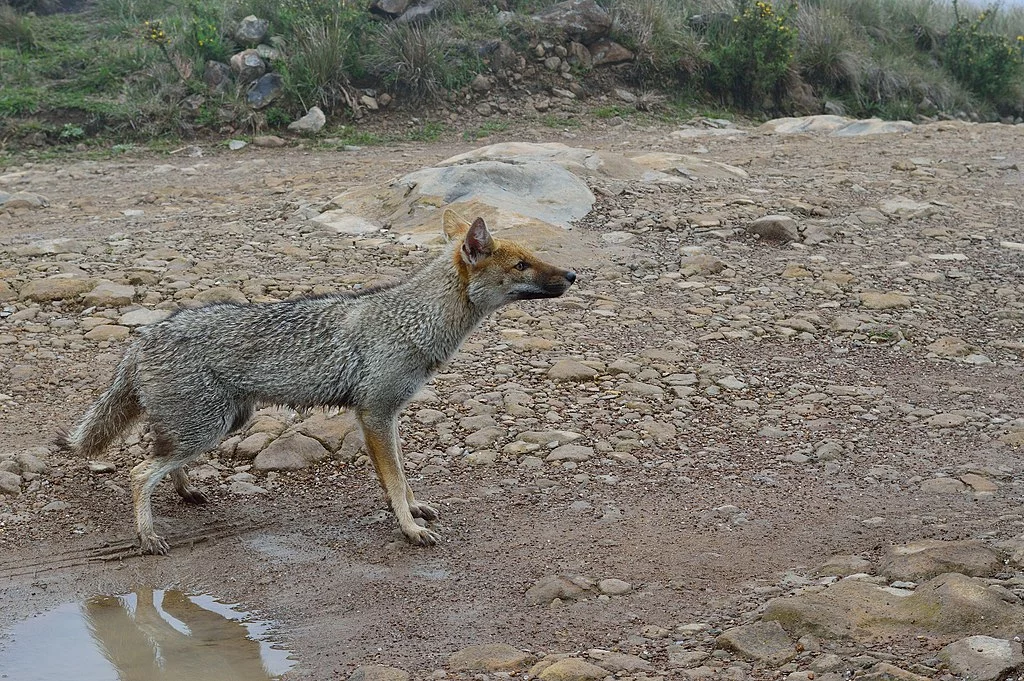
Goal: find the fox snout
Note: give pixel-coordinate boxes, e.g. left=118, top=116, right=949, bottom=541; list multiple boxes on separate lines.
left=519, top=267, right=576, bottom=300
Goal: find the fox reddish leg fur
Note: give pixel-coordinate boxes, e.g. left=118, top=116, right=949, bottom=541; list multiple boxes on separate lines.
left=60, top=209, right=577, bottom=555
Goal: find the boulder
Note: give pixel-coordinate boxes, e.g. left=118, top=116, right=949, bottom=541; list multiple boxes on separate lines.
left=288, top=106, right=327, bottom=134
left=230, top=49, right=266, bottom=84
left=939, top=636, right=1024, bottom=681
left=530, top=0, right=611, bottom=44
left=447, top=643, right=533, bottom=672
left=716, top=621, right=797, bottom=665
left=877, top=540, right=1003, bottom=581
left=234, top=15, right=269, bottom=46
left=763, top=573, right=1024, bottom=641
left=247, top=72, right=284, bottom=109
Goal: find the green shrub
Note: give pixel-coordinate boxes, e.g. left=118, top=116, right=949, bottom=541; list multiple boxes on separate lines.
left=286, top=15, right=359, bottom=112
left=0, top=4, right=37, bottom=49
left=610, top=0, right=707, bottom=84
left=943, top=2, right=1023, bottom=106
left=367, top=22, right=475, bottom=102
left=795, top=4, right=864, bottom=92
left=705, top=0, right=798, bottom=109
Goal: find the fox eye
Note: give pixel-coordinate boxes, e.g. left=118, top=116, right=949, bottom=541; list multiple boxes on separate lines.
left=514, top=261, right=530, bottom=271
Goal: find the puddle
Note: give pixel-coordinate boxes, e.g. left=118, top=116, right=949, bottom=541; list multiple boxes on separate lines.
left=0, top=589, right=294, bottom=681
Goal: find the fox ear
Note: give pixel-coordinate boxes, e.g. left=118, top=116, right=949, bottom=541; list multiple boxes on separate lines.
left=460, top=217, right=493, bottom=266
left=443, top=208, right=471, bottom=242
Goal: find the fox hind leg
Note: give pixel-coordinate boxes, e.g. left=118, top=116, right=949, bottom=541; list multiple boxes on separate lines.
left=170, top=468, right=209, bottom=504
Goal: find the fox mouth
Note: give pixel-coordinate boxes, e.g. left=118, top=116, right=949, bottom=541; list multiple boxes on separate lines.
left=513, top=279, right=575, bottom=300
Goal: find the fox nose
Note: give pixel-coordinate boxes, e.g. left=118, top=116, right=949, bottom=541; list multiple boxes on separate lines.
left=564, top=270, right=577, bottom=284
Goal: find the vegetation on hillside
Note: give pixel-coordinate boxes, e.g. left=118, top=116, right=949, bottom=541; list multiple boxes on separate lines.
left=1, top=0, right=1022, bottom=150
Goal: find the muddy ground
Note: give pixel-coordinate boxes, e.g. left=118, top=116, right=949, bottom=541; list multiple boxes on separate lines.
left=0, top=116, right=1022, bottom=679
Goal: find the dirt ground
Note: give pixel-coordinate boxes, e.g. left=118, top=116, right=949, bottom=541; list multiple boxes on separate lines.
left=0, top=115, right=1022, bottom=679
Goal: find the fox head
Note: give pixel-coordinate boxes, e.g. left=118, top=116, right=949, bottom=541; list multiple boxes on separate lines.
left=442, top=209, right=577, bottom=311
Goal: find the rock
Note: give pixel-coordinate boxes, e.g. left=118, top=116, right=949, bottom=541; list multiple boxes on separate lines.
left=815, top=555, right=873, bottom=577
left=397, top=157, right=594, bottom=230
left=230, top=49, right=266, bottom=84
left=763, top=573, right=1024, bottom=641
left=471, top=74, right=492, bottom=92
left=0, top=191, right=48, bottom=209
left=760, top=115, right=914, bottom=136
left=234, top=432, right=274, bottom=459
left=117, top=309, right=172, bottom=327
left=88, top=461, right=116, bottom=473
left=878, top=197, right=937, bottom=220
left=920, top=477, right=967, bottom=494
left=288, top=106, right=326, bottom=134
left=229, top=480, right=268, bottom=495
left=877, top=540, right=1003, bottom=581
left=588, top=38, right=633, bottom=65
left=862, top=662, right=933, bottom=681
left=716, top=621, right=797, bottom=664
left=859, top=292, right=912, bottom=310
left=192, top=286, right=248, bottom=305
left=530, top=0, right=612, bottom=44
left=587, top=649, right=650, bottom=672
left=15, top=447, right=49, bottom=474
left=370, top=0, right=409, bottom=17
left=526, top=575, right=587, bottom=604
left=252, top=432, right=330, bottom=471
left=448, top=643, right=533, bottom=672
left=234, top=15, right=269, bottom=46
left=475, top=102, right=493, bottom=116
left=84, top=325, right=131, bottom=341
left=939, top=636, right=1024, bottom=681
left=927, top=336, right=974, bottom=357
left=247, top=73, right=284, bottom=109
left=83, top=281, right=135, bottom=308
left=12, top=238, right=85, bottom=256
left=831, top=119, right=914, bottom=136
left=20, top=277, right=95, bottom=302
left=349, top=665, right=410, bottom=681
left=361, top=95, right=379, bottom=111
left=548, top=359, right=598, bottom=382
left=294, top=412, right=359, bottom=452
left=228, top=139, right=247, bottom=151
left=394, top=1, right=437, bottom=24
left=747, top=215, right=799, bottom=242
left=538, top=658, right=610, bottom=681
left=204, top=60, right=232, bottom=94
left=0, top=470, right=22, bottom=495
left=597, top=578, right=631, bottom=595
left=545, top=444, right=593, bottom=462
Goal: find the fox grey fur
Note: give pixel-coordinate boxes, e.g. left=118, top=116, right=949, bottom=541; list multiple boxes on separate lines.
left=61, top=210, right=576, bottom=554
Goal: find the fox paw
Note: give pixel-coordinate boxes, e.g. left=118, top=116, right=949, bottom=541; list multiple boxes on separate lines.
left=139, top=533, right=170, bottom=556
left=410, top=501, right=439, bottom=522
left=403, top=525, right=440, bottom=547
left=178, top=487, right=209, bottom=505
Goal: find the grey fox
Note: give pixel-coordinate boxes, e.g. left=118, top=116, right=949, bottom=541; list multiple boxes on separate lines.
left=60, top=209, right=577, bottom=555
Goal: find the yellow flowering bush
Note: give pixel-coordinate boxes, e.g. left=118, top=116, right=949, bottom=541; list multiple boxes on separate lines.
left=944, top=1, right=1023, bottom=106
left=706, top=0, right=798, bottom=109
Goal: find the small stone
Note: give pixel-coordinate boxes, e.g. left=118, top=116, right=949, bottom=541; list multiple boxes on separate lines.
left=288, top=106, right=326, bottom=134
left=538, top=658, right=610, bottom=681
left=253, top=432, right=329, bottom=470
left=88, top=461, right=116, bottom=473
left=448, top=643, right=534, bottom=672
left=939, top=636, right=1024, bottom=681
left=748, top=215, right=799, bottom=242
left=0, top=471, right=22, bottom=495
left=235, top=15, right=269, bottom=46
left=546, top=445, right=593, bottom=462
left=717, top=621, right=797, bottom=664
left=471, top=74, right=492, bottom=92
left=229, top=480, right=268, bottom=495
left=84, top=325, right=131, bottom=341
left=228, top=139, right=248, bottom=151
left=597, top=578, right=632, bottom=595
left=548, top=359, right=599, bottom=382
left=20, top=277, right=95, bottom=302
left=117, top=309, right=172, bottom=327
left=859, top=292, right=912, bottom=310
left=83, top=282, right=135, bottom=308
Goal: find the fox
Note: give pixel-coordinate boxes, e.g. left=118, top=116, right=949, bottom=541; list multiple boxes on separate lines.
left=59, top=209, right=576, bottom=555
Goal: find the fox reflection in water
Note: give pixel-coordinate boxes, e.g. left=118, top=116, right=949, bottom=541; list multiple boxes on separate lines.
left=83, top=589, right=284, bottom=681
